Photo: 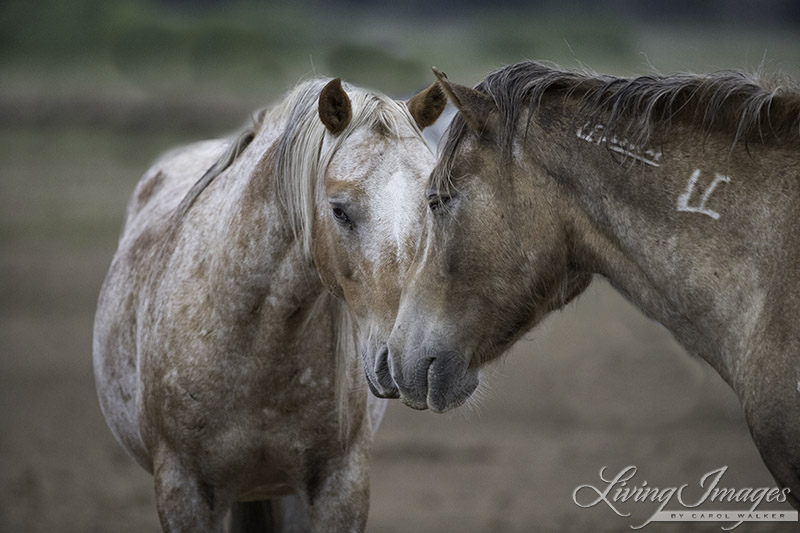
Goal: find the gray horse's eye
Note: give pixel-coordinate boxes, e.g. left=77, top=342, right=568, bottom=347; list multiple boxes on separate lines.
left=428, top=193, right=453, bottom=213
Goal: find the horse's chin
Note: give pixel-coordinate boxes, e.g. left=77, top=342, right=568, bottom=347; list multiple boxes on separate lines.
left=399, top=369, right=479, bottom=413
left=431, top=371, right=480, bottom=413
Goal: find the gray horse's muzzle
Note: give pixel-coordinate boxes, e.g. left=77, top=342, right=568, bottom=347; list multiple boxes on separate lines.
left=370, top=345, right=478, bottom=412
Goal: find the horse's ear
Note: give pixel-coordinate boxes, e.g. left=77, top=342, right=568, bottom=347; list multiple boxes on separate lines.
left=407, top=81, right=446, bottom=130
left=319, top=78, right=352, bottom=135
left=432, top=67, right=496, bottom=134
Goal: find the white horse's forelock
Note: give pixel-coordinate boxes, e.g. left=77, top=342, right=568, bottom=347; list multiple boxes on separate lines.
left=273, top=77, right=424, bottom=258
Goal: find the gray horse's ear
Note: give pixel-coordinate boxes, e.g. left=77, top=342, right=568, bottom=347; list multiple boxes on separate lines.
left=407, top=81, right=446, bottom=130
left=432, top=67, right=497, bottom=134
left=319, top=78, right=352, bottom=135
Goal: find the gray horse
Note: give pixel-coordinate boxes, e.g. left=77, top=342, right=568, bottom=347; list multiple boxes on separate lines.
left=365, top=62, right=800, bottom=508
left=93, top=77, right=444, bottom=532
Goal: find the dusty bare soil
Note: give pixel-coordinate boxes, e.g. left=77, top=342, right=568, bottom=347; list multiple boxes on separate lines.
left=1, top=124, right=795, bottom=532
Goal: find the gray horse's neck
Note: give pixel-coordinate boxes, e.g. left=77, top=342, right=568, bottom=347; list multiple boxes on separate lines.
left=529, top=106, right=800, bottom=392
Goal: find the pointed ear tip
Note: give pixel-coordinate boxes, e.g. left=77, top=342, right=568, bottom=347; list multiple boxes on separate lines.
left=319, top=77, right=352, bottom=135
left=322, top=77, right=345, bottom=93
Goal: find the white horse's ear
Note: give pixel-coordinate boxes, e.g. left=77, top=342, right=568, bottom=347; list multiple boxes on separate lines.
left=407, top=81, right=446, bottom=130
left=319, top=78, right=352, bottom=135
left=432, top=67, right=497, bottom=134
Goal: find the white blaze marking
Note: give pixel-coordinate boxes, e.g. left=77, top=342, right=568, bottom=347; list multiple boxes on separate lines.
left=576, top=123, right=663, bottom=167
left=677, top=169, right=730, bottom=220
left=383, top=170, right=416, bottom=250
left=326, top=122, right=433, bottom=273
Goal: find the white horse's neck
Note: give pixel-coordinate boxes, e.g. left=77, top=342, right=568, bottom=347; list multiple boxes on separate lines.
left=180, top=126, right=325, bottom=335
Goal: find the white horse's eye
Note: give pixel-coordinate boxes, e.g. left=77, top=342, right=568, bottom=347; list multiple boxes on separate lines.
left=332, top=206, right=352, bottom=225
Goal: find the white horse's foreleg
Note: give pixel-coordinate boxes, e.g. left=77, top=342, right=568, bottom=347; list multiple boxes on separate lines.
left=153, top=449, right=229, bottom=533
left=302, top=443, right=371, bottom=533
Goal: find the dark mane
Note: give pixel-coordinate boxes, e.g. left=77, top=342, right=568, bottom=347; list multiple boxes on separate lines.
left=435, top=61, right=800, bottom=190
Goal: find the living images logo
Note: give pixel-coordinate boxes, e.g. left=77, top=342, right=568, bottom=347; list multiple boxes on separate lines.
left=573, top=466, right=797, bottom=530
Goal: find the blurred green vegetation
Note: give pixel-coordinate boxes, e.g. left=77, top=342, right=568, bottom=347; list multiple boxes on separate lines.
left=1, top=0, right=323, bottom=96
left=1, top=0, right=306, bottom=63
left=2, top=0, right=798, bottom=106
